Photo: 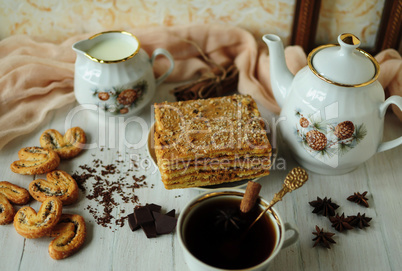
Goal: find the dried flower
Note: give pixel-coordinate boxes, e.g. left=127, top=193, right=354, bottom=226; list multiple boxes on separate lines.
left=171, top=40, right=238, bottom=101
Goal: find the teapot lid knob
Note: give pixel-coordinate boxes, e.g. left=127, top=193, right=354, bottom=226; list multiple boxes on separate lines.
left=308, top=33, right=380, bottom=87
left=338, top=33, right=360, bottom=47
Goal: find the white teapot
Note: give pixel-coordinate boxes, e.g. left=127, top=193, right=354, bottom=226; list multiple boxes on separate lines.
left=73, top=31, right=174, bottom=116
left=263, top=33, right=402, bottom=175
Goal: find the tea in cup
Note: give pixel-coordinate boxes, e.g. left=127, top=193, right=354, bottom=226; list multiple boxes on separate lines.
left=177, top=189, right=299, bottom=271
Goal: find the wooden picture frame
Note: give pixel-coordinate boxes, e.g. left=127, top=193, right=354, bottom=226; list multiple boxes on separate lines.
left=291, top=0, right=401, bottom=55
left=291, top=0, right=322, bottom=54
left=375, top=0, right=402, bottom=53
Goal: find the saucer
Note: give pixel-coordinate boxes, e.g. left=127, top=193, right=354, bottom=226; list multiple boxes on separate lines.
left=146, top=123, right=277, bottom=191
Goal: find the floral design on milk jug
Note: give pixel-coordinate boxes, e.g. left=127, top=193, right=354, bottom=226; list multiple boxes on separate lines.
left=92, top=80, right=148, bottom=114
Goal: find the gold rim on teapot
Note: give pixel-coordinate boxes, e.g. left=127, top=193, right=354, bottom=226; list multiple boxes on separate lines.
left=307, top=41, right=380, bottom=88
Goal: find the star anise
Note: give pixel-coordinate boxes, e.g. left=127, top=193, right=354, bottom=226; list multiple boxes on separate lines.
left=347, top=213, right=372, bottom=229
left=329, top=213, right=353, bottom=232
left=347, top=191, right=369, bottom=207
left=214, top=208, right=241, bottom=232
left=309, top=197, right=339, bottom=217
left=312, top=226, right=336, bottom=249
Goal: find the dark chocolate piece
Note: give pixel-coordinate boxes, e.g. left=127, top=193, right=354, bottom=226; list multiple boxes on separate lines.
left=134, top=206, right=154, bottom=225
left=153, top=211, right=177, bottom=235
left=146, top=203, right=162, bottom=213
left=141, top=222, right=157, bottom=238
left=128, top=213, right=140, bottom=231
left=165, top=209, right=176, bottom=217
left=129, top=203, right=177, bottom=238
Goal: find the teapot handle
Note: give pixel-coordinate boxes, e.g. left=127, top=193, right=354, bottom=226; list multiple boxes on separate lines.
left=150, top=48, right=175, bottom=86
left=377, top=95, right=402, bottom=153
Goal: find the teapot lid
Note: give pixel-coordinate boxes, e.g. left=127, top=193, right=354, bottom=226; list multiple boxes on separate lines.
left=307, top=33, right=380, bottom=87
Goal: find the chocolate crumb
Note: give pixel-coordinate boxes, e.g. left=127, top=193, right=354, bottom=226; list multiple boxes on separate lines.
left=116, top=215, right=129, bottom=228
left=71, top=152, right=149, bottom=229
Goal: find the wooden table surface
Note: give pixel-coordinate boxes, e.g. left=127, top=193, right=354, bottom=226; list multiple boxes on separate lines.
left=0, top=83, right=401, bottom=271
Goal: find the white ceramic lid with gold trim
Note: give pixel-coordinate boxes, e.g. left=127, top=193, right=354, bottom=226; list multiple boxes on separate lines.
left=308, top=33, right=379, bottom=87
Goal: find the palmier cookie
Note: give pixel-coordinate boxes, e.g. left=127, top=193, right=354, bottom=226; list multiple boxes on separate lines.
left=40, top=127, right=86, bottom=159
left=0, top=181, right=31, bottom=205
left=10, top=147, right=60, bottom=175
left=0, top=182, right=30, bottom=225
left=47, top=214, right=86, bottom=260
left=14, top=197, right=62, bottom=239
left=0, top=194, right=15, bottom=225
left=29, top=170, right=79, bottom=205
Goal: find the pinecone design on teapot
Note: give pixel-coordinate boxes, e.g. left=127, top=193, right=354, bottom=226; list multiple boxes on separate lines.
left=295, top=110, right=367, bottom=157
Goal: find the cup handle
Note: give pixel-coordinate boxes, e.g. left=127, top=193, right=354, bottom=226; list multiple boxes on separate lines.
left=281, top=223, right=299, bottom=249
left=377, top=95, right=402, bottom=153
left=150, top=48, right=175, bottom=86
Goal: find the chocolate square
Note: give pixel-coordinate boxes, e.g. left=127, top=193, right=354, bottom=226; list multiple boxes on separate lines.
left=153, top=211, right=177, bottom=235
left=141, top=222, right=157, bottom=238
left=146, top=203, right=162, bottom=213
left=165, top=209, right=176, bottom=217
left=128, top=213, right=140, bottom=231
left=134, top=206, right=154, bottom=225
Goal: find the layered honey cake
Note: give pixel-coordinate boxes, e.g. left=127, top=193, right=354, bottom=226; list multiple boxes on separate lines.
left=154, top=94, right=272, bottom=189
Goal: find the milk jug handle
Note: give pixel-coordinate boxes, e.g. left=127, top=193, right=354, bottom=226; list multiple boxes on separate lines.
left=150, top=48, right=175, bottom=86
left=377, top=95, right=402, bottom=153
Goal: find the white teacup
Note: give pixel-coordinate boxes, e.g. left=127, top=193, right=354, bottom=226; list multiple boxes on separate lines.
left=177, top=189, right=299, bottom=271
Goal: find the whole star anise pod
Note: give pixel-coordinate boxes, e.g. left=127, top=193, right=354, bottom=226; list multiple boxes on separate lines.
left=309, top=197, right=339, bottom=217
left=347, top=191, right=369, bottom=207
left=329, top=213, right=353, bottom=232
left=312, top=226, right=336, bottom=249
left=347, top=213, right=372, bottom=229
left=214, top=208, right=241, bottom=232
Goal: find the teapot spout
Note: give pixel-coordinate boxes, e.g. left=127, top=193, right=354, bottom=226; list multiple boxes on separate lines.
left=262, top=34, right=294, bottom=109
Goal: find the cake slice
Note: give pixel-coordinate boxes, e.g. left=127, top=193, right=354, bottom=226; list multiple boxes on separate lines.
left=154, top=94, right=272, bottom=189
